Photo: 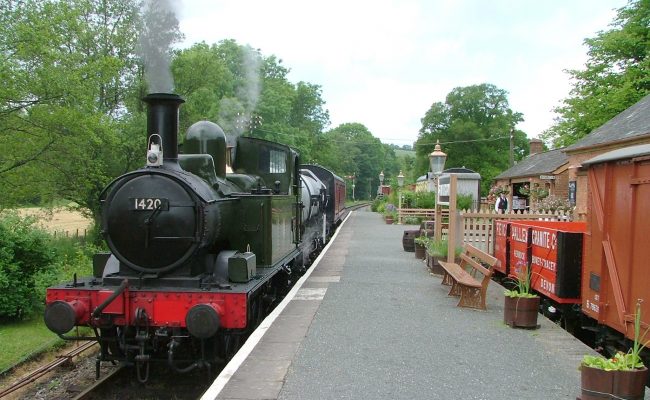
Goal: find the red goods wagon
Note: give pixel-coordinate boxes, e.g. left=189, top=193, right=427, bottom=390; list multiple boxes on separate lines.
left=528, top=221, right=585, bottom=304
left=493, top=220, right=510, bottom=275
left=581, top=145, right=650, bottom=339
left=508, top=220, right=586, bottom=303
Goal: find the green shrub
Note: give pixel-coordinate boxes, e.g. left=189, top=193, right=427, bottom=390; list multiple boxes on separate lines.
left=414, top=191, right=436, bottom=209
left=0, top=213, right=56, bottom=319
left=457, top=194, right=474, bottom=210
left=372, top=198, right=386, bottom=212
left=33, top=238, right=95, bottom=310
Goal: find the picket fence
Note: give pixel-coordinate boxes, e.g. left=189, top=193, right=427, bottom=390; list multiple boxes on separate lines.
left=397, top=208, right=579, bottom=256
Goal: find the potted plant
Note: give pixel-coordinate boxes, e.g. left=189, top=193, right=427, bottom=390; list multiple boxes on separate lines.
left=425, top=239, right=461, bottom=275
left=503, top=264, right=540, bottom=329
left=414, top=235, right=429, bottom=260
left=383, top=204, right=397, bottom=224
left=579, top=301, right=649, bottom=400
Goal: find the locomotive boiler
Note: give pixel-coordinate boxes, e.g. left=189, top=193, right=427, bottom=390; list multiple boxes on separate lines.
left=43, top=93, right=344, bottom=380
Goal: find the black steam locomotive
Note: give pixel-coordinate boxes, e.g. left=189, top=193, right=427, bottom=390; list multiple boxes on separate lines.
left=44, top=93, right=345, bottom=380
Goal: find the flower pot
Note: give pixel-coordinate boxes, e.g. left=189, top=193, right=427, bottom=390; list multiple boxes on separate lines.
left=385, top=216, right=394, bottom=224
left=503, top=296, right=540, bottom=328
left=579, top=365, right=615, bottom=400
left=613, top=367, right=648, bottom=399
left=414, top=243, right=426, bottom=260
left=579, top=365, right=648, bottom=400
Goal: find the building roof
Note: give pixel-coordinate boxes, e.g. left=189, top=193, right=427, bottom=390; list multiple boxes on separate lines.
left=564, top=94, right=650, bottom=152
left=494, top=148, right=568, bottom=180
left=582, top=143, right=650, bottom=166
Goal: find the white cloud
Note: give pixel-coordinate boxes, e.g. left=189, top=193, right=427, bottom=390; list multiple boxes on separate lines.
left=178, top=0, right=626, bottom=146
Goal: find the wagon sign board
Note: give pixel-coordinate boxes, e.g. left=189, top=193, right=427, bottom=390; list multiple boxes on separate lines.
left=507, top=221, right=585, bottom=304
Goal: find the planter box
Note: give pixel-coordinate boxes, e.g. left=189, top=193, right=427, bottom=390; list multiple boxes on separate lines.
left=427, top=253, right=444, bottom=275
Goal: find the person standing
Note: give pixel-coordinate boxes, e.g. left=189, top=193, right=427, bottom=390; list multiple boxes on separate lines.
left=495, top=193, right=508, bottom=213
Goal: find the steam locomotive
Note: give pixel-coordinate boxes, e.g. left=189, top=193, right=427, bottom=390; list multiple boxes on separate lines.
left=43, top=93, right=345, bottom=381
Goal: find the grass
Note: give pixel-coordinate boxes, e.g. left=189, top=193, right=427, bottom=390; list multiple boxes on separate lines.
left=0, top=317, right=64, bottom=374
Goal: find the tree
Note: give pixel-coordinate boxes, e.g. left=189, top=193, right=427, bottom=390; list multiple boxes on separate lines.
left=416, top=84, right=527, bottom=195
left=172, top=40, right=330, bottom=162
left=542, top=0, right=650, bottom=147
left=315, top=123, right=393, bottom=200
left=0, top=0, right=155, bottom=221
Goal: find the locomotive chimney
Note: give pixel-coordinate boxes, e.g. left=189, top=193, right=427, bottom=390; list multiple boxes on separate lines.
left=143, top=93, right=185, bottom=164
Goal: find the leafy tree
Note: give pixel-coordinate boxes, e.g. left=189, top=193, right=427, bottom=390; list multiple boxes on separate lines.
left=542, top=0, right=650, bottom=147
left=0, top=0, right=158, bottom=222
left=416, top=84, right=527, bottom=194
left=315, top=123, right=394, bottom=200
left=172, top=40, right=330, bottom=162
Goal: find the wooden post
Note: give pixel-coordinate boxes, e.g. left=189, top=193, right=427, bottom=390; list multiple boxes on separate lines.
left=434, top=204, right=442, bottom=241
left=447, top=175, right=458, bottom=263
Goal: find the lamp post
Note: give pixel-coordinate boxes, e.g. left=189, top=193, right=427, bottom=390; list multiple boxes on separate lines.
left=428, top=140, right=447, bottom=193
left=429, top=140, right=447, bottom=241
left=378, top=171, right=384, bottom=198
left=397, top=170, right=405, bottom=224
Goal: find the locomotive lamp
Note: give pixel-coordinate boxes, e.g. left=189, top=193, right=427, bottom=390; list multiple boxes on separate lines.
left=397, top=170, right=404, bottom=224
left=146, top=134, right=163, bottom=167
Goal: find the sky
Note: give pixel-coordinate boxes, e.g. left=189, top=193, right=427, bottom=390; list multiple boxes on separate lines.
left=177, top=0, right=628, bottom=147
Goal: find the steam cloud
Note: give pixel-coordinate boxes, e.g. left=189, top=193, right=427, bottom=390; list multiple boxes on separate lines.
left=138, top=0, right=180, bottom=93
left=217, top=46, right=262, bottom=146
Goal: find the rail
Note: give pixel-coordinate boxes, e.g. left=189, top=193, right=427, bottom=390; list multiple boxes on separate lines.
left=0, top=341, right=97, bottom=398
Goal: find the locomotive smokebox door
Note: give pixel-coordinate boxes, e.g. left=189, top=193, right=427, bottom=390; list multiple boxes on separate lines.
left=228, top=252, right=256, bottom=282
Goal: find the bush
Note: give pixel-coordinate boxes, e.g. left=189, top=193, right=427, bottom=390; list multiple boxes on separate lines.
left=0, top=212, right=96, bottom=320
left=0, top=213, right=56, bottom=319
left=372, top=198, right=386, bottom=212
left=414, top=192, right=436, bottom=208
left=457, top=194, right=474, bottom=210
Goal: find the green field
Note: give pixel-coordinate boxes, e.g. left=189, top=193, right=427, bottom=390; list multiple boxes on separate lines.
left=0, top=317, right=63, bottom=374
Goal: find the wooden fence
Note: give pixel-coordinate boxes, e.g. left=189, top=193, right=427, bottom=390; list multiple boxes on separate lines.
left=459, top=209, right=579, bottom=255
left=398, top=208, right=579, bottom=255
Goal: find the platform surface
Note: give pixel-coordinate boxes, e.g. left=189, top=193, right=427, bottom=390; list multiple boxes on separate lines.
left=206, top=208, right=618, bottom=400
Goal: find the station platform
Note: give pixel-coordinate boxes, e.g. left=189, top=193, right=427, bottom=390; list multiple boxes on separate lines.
left=202, top=208, right=601, bottom=400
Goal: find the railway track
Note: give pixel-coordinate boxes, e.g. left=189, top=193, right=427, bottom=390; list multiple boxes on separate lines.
left=5, top=207, right=368, bottom=399
left=0, top=341, right=97, bottom=398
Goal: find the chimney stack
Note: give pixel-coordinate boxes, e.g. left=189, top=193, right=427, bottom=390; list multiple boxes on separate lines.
left=529, top=138, right=544, bottom=155
left=143, top=93, right=185, bottom=162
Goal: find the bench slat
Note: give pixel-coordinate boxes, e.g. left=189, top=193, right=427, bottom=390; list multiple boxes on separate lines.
left=459, top=253, right=492, bottom=279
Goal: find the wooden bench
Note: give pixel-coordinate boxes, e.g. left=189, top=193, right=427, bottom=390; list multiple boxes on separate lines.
left=438, top=243, right=498, bottom=310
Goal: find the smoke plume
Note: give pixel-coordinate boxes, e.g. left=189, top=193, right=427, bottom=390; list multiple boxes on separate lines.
left=138, top=0, right=180, bottom=93
left=218, top=45, right=262, bottom=146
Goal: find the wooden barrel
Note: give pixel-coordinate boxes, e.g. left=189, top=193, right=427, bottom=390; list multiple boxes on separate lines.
left=402, top=230, right=419, bottom=252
